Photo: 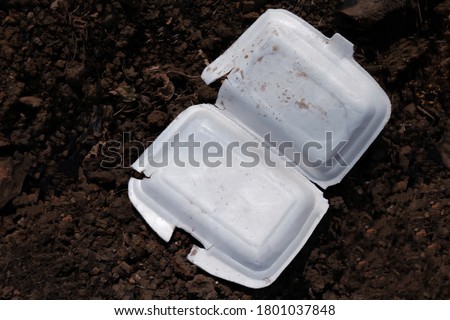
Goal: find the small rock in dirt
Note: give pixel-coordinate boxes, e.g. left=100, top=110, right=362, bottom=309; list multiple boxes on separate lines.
left=167, top=103, right=184, bottom=118
left=32, top=37, right=43, bottom=46
left=154, top=73, right=175, bottom=101
left=50, top=0, right=63, bottom=11
left=0, top=135, right=10, bottom=147
left=0, top=153, right=32, bottom=210
left=356, top=259, right=369, bottom=270
left=393, top=178, right=408, bottom=193
left=84, top=212, right=96, bottom=225
left=340, top=0, right=405, bottom=28
left=6, top=229, right=28, bottom=244
left=243, top=12, right=260, bottom=21
left=322, top=290, right=338, bottom=299
left=123, top=66, right=137, bottom=78
left=215, top=24, right=234, bottom=38
left=415, top=229, right=427, bottom=238
left=120, top=25, right=136, bottom=38
left=117, top=248, right=129, bottom=261
left=87, top=171, right=115, bottom=184
left=197, top=84, right=217, bottom=102
left=306, top=268, right=327, bottom=293
left=83, top=82, right=101, bottom=101
left=399, top=145, right=412, bottom=171
left=439, top=57, right=450, bottom=77
left=24, top=58, right=37, bottom=76
left=4, top=79, right=24, bottom=110
left=173, top=251, right=196, bottom=278
left=103, top=14, right=115, bottom=26
left=436, top=227, right=449, bottom=239
left=1, top=44, right=15, bottom=61
left=110, top=197, right=127, bottom=208
left=54, top=60, right=66, bottom=69
left=147, top=110, right=169, bottom=128
left=19, top=96, right=42, bottom=107
left=404, top=103, right=416, bottom=116
left=12, top=192, right=38, bottom=207
left=62, top=214, right=73, bottom=222
left=26, top=11, right=34, bottom=21
left=95, top=250, right=116, bottom=262
left=436, top=128, right=450, bottom=169
left=434, top=0, right=450, bottom=17
left=239, top=1, right=257, bottom=14
left=370, top=183, right=386, bottom=204
left=113, top=261, right=133, bottom=276
left=66, top=62, right=85, bottom=85
left=1, top=286, right=14, bottom=299
left=427, top=242, right=440, bottom=251
left=112, top=169, right=129, bottom=188
left=186, top=274, right=217, bottom=299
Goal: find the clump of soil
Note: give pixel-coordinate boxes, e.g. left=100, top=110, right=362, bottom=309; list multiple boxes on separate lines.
left=0, top=0, right=449, bottom=299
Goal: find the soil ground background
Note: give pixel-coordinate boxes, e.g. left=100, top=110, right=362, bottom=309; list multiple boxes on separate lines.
left=0, top=0, right=449, bottom=299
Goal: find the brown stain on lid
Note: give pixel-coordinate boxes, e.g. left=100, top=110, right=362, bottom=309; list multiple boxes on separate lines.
left=296, top=99, right=309, bottom=109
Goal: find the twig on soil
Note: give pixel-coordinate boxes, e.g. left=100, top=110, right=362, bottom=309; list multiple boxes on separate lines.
left=133, top=285, right=147, bottom=289
left=69, top=32, right=78, bottom=62
left=212, top=0, right=222, bottom=16
left=296, top=0, right=307, bottom=16
left=62, top=1, right=89, bottom=63
left=408, top=0, right=423, bottom=25
left=113, top=105, right=128, bottom=117
left=141, top=85, right=151, bottom=94
left=174, top=89, right=189, bottom=101
left=114, top=189, right=128, bottom=195
left=122, top=106, right=140, bottom=113
left=69, top=5, right=80, bottom=16
left=166, top=70, right=201, bottom=79
left=417, top=2, right=423, bottom=24
left=47, top=39, right=61, bottom=47
left=113, top=103, right=140, bottom=117
left=416, top=105, right=435, bottom=121
left=104, top=28, right=119, bottom=45
left=147, top=65, right=201, bottom=79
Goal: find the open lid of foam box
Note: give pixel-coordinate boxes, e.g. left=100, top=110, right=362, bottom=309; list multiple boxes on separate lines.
left=128, top=9, right=391, bottom=288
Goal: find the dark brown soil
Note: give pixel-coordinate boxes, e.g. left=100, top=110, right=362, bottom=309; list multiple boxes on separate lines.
left=0, top=0, right=449, bottom=299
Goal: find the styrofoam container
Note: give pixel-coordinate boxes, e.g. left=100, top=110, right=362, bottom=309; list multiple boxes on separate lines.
left=128, top=9, right=391, bottom=288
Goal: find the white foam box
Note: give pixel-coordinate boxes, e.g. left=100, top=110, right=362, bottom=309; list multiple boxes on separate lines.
left=128, top=9, right=391, bottom=288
